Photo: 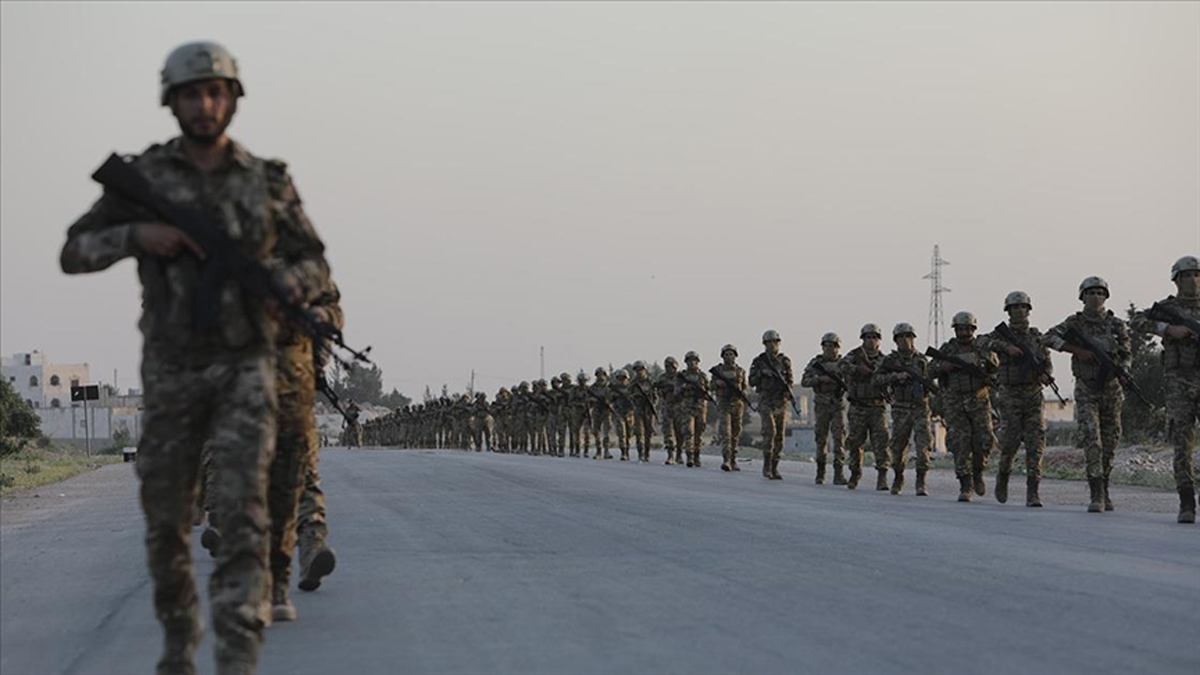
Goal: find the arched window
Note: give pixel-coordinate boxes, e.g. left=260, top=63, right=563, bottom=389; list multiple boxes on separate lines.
left=29, top=376, right=39, bottom=387
left=70, top=378, right=80, bottom=388
left=50, top=375, right=61, bottom=386
left=51, top=398, right=61, bottom=408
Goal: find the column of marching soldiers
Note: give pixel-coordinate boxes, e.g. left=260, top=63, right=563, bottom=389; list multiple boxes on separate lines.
left=360, top=259, right=1200, bottom=525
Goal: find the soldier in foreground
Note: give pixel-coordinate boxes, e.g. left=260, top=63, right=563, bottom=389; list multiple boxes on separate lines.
left=840, top=324, right=890, bottom=490
left=800, top=332, right=847, bottom=485
left=676, top=351, right=711, bottom=468
left=611, top=369, right=636, bottom=461
left=932, top=312, right=999, bottom=502
left=589, top=368, right=614, bottom=460
left=710, top=345, right=748, bottom=472
left=657, top=357, right=683, bottom=465
left=629, top=362, right=658, bottom=463
left=749, top=330, right=793, bottom=480
left=875, top=323, right=933, bottom=496
left=343, top=400, right=363, bottom=447
left=1045, top=277, right=1132, bottom=513
left=979, top=292, right=1051, bottom=507
left=60, top=41, right=332, bottom=674
left=1131, top=257, right=1200, bottom=523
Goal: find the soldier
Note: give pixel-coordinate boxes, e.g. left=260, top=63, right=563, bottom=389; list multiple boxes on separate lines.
left=629, top=362, right=658, bottom=463
left=1046, top=277, right=1133, bottom=512
left=710, top=345, right=748, bottom=472
left=749, top=330, right=793, bottom=480
left=571, top=372, right=592, bottom=457
left=933, top=311, right=1000, bottom=502
left=344, top=400, right=363, bottom=447
left=554, top=373, right=574, bottom=458
left=513, top=381, right=532, bottom=454
left=839, top=324, right=890, bottom=490
left=493, top=388, right=513, bottom=453
left=1132, top=256, right=1200, bottom=523
left=59, top=41, right=333, bottom=674
left=800, top=333, right=848, bottom=485
left=589, top=368, right=615, bottom=460
left=611, top=369, right=636, bottom=461
left=979, top=292, right=1052, bottom=507
left=656, top=357, right=684, bottom=465
left=675, top=352, right=711, bottom=468
left=875, top=323, right=933, bottom=496
left=471, top=392, right=494, bottom=452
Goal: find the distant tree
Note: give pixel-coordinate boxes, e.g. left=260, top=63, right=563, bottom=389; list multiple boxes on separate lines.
left=330, top=362, right=385, bottom=405
left=379, top=388, right=412, bottom=410
left=0, top=380, right=41, bottom=457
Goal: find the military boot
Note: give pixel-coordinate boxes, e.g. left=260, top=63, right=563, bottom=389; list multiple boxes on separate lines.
left=721, top=449, right=731, bottom=472
left=833, top=464, right=848, bottom=485
left=1087, top=478, right=1104, bottom=513
left=762, top=454, right=772, bottom=478
left=972, top=466, right=986, bottom=497
left=1026, top=475, right=1043, bottom=508
left=875, top=469, right=889, bottom=491
left=686, top=451, right=695, bottom=468
left=957, top=475, right=973, bottom=502
left=664, top=450, right=675, bottom=465
left=730, top=451, right=740, bottom=471
left=1103, top=477, right=1114, bottom=511
left=815, top=461, right=826, bottom=485
left=847, top=468, right=861, bottom=490
left=1177, top=486, right=1196, bottom=524
left=271, top=582, right=297, bottom=623
left=915, top=470, right=928, bottom=497
left=890, top=468, right=904, bottom=495
left=620, top=449, right=629, bottom=461
left=156, top=613, right=203, bottom=675
left=693, top=452, right=702, bottom=468
left=200, top=526, right=221, bottom=559
left=995, top=472, right=1010, bottom=504
left=769, top=458, right=782, bottom=480
left=298, top=528, right=337, bottom=592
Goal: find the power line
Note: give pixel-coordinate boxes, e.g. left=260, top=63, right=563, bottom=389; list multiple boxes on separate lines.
left=922, top=244, right=951, bottom=349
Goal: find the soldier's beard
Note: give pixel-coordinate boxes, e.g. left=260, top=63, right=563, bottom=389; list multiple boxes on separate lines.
left=179, top=106, right=235, bottom=146
left=1083, top=296, right=1106, bottom=315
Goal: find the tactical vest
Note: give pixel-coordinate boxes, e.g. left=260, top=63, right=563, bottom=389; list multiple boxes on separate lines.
left=938, top=341, right=993, bottom=395
left=845, top=348, right=884, bottom=404
left=995, top=327, right=1042, bottom=387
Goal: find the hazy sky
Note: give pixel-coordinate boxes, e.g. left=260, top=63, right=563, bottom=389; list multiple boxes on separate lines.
left=2, top=2, right=1197, bottom=398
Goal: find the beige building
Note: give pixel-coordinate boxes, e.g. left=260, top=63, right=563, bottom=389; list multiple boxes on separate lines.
left=1, top=350, right=90, bottom=409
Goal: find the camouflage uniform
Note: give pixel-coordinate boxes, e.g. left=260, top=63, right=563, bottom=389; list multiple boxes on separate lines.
left=1046, top=288, right=1132, bottom=511
left=749, top=332, right=793, bottom=480
left=629, top=365, right=658, bottom=463
left=675, top=354, right=710, bottom=468
left=60, top=121, right=329, bottom=671
left=934, top=332, right=1000, bottom=502
left=470, top=392, right=494, bottom=452
left=875, top=344, right=933, bottom=495
left=588, top=370, right=614, bottom=459
left=655, top=359, right=683, bottom=465
left=978, top=301, right=1051, bottom=507
left=800, top=348, right=847, bottom=484
left=839, top=342, right=889, bottom=490
left=343, top=401, right=363, bottom=447
left=1131, top=268, right=1200, bottom=523
left=710, top=348, right=748, bottom=472
left=568, top=375, right=591, bottom=457
left=611, top=371, right=636, bottom=461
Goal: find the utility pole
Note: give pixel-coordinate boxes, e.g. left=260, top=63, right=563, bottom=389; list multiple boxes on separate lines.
left=922, top=244, right=951, bottom=349
left=540, top=346, right=545, bottom=380
left=469, top=369, right=475, bottom=395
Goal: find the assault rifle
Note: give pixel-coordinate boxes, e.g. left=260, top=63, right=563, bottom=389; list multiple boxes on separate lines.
left=924, top=346, right=995, bottom=385
left=1061, top=326, right=1152, bottom=407
left=708, top=366, right=758, bottom=412
left=630, top=380, right=659, bottom=422
left=585, top=386, right=617, bottom=416
left=1146, top=302, right=1200, bottom=340
left=991, top=323, right=1066, bottom=406
left=91, top=153, right=373, bottom=369
left=758, top=356, right=801, bottom=414
left=814, top=360, right=849, bottom=393
left=880, top=360, right=940, bottom=397
left=315, top=366, right=351, bottom=421
left=676, top=372, right=718, bottom=404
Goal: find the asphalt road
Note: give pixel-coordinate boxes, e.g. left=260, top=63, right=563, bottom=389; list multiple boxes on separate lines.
left=2, top=448, right=1198, bottom=675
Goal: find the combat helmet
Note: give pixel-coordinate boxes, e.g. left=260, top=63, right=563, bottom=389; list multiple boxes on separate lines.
left=762, top=329, right=781, bottom=343
left=160, top=41, right=245, bottom=106
left=614, top=369, right=630, bottom=381
left=1004, top=291, right=1032, bottom=310
left=720, top=344, right=738, bottom=357
left=664, top=356, right=678, bottom=368
left=632, top=361, right=647, bottom=371
left=560, top=372, right=572, bottom=383
left=1078, top=276, right=1109, bottom=299
left=820, top=332, right=840, bottom=346
left=576, top=372, right=589, bottom=384
left=1171, top=256, right=1200, bottom=281
left=860, top=323, right=882, bottom=338
left=951, top=311, right=978, bottom=328
left=594, top=367, right=607, bottom=378
left=684, top=351, right=700, bottom=363
left=892, top=322, right=916, bottom=338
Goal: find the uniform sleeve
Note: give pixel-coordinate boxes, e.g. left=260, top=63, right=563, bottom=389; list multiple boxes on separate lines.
left=1129, top=307, right=1168, bottom=338
left=1043, top=319, right=1070, bottom=351
left=59, top=191, right=141, bottom=274
left=266, top=162, right=331, bottom=305
left=799, top=359, right=821, bottom=388
left=748, top=356, right=762, bottom=388
left=781, top=356, right=794, bottom=386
